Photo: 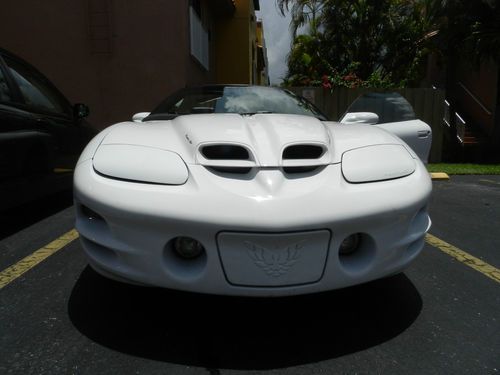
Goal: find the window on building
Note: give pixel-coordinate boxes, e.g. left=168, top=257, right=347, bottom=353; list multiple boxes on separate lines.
left=191, top=0, right=202, bottom=17
left=87, top=0, right=112, bottom=54
left=189, top=2, right=209, bottom=70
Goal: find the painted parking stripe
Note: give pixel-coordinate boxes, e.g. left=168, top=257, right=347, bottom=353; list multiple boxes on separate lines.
left=426, top=233, right=500, bottom=283
left=0, top=229, right=79, bottom=290
left=1, top=229, right=497, bottom=289
left=53, top=168, right=74, bottom=174
left=479, top=179, right=500, bottom=186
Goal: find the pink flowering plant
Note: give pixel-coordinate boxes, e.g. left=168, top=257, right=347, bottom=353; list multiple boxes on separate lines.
left=284, top=62, right=396, bottom=90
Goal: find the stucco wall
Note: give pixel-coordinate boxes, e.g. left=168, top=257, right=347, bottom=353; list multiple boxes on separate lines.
left=214, top=0, right=256, bottom=84
left=0, top=0, right=216, bottom=129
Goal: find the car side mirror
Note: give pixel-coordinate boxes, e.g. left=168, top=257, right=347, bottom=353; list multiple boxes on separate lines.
left=74, top=103, right=90, bottom=119
left=132, top=112, right=151, bottom=122
left=340, top=112, right=379, bottom=125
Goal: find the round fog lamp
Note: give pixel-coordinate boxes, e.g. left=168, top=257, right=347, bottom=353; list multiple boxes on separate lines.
left=339, top=233, right=361, bottom=255
left=174, top=237, right=204, bottom=259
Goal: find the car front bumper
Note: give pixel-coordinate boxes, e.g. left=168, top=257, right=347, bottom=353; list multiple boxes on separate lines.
left=74, top=161, right=432, bottom=296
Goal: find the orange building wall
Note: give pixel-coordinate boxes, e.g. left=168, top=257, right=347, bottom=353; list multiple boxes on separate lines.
left=215, top=0, right=257, bottom=84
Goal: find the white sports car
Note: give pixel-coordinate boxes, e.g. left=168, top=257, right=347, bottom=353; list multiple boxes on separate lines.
left=74, top=85, right=432, bottom=297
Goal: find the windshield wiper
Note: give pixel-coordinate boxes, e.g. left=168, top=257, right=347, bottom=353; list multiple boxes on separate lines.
left=142, top=112, right=180, bottom=121
left=239, top=111, right=274, bottom=116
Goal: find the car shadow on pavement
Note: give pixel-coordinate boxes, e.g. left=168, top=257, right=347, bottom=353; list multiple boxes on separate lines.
left=68, top=267, right=422, bottom=370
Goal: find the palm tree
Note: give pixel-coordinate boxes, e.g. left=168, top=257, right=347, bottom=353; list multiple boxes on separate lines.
left=277, top=0, right=324, bottom=38
left=279, top=0, right=449, bottom=85
left=465, top=0, right=500, bottom=64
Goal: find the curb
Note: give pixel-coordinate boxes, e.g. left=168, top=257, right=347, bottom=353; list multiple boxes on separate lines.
left=430, top=172, right=450, bottom=180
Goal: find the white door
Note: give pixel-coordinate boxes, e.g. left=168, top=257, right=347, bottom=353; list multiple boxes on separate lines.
left=375, top=120, right=432, bottom=163
left=340, top=92, right=433, bottom=163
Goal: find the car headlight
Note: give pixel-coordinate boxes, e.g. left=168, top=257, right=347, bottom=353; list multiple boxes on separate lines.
left=93, top=144, right=188, bottom=185
left=342, top=144, right=416, bottom=183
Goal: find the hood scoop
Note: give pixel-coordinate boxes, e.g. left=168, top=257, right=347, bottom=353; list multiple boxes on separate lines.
left=282, top=144, right=325, bottom=159
left=281, top=143, right=330, bottom=174
left=201, top=144, right=250, bottom=160
left=175, top=114, right=333, bottom=176
left=281, top=144, right=328, bottom=174
left=198, top=143, right=257, bottom=174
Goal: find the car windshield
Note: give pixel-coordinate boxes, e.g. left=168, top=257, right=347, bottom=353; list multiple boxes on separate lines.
left=145, top=86, right=328, bottom=121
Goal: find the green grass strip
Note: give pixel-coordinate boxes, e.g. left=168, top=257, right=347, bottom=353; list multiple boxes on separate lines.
left=427, top=163, right=500, bottom=175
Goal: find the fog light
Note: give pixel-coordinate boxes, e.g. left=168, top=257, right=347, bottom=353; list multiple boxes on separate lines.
left=339, top=233, right=361, bottom=255
left=174, top=237, right=204, bottom=259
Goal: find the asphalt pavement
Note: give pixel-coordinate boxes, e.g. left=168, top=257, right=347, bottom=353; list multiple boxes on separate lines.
left=0, top=176, right=499, bottom=374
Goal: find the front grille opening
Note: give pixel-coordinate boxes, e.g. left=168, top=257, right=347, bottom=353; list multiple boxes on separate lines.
left=208, top=167, right=252, bottom=174
left=283, top=145, right=324, bottom=159
left=283, top=166, right=320, bottom=174
left=202, top=145, right=250, bottom=160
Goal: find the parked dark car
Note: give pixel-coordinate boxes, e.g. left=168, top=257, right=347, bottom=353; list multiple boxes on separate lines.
left=0, top=48, right=97, bottom=210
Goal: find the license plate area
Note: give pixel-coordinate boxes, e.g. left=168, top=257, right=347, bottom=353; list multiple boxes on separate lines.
left=217, top=230, right=331, bottom=287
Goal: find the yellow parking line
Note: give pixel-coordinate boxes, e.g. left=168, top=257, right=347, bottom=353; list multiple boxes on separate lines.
left=479, top=179, right=500, bottom=186
left=53, top=168, right=74, bottom=174
left=426, top=233, right=500, bottom=283
left=0, top=229, right=79, bottom=290
left=2, top=229, right=497, bottom=288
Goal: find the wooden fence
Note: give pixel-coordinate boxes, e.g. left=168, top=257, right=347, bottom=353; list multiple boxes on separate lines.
left=288, top=87, right=445, bottom=162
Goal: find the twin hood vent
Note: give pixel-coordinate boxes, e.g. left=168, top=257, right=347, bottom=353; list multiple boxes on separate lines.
left=199, top=143, right=327, bottom=174
left=201, top=145, right=250, bottom=160
left=282, top=144, right=325, bottom=159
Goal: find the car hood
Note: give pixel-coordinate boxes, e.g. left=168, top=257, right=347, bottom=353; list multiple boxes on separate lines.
left=94, top=113, right=406, bottom=166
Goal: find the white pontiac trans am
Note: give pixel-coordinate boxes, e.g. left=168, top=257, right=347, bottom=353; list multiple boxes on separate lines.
left=74, top=85, right=432, bottom=296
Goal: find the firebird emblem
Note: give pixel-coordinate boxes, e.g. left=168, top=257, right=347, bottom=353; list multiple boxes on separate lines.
left=244, top=240, right=304, bottom=277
